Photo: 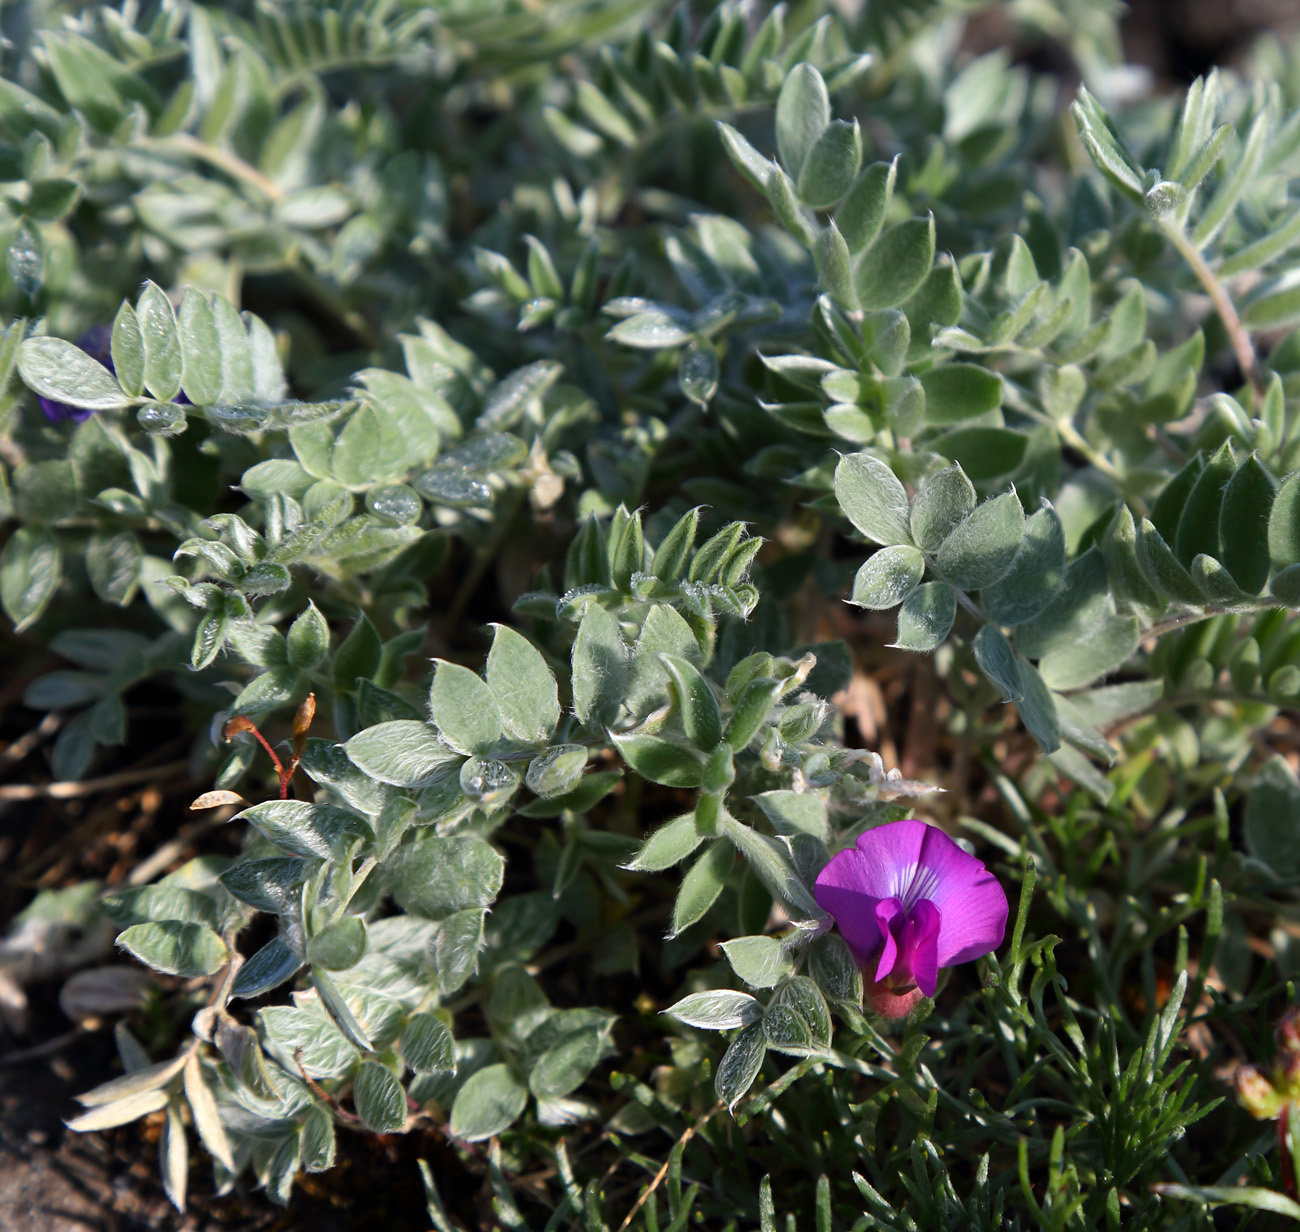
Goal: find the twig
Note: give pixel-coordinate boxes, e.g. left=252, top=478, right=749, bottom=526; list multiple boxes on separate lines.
left=288, top=267, right=383, bottom=350
left=126, top=811, right=233, bottom=887
left=0, top=760, right=191, bottom=802
left=0, top=714, right=61, bottom=766
left=1147, top=423, right=1188, bottom=466
left=0, top=435, right=25, bottom=470
left=948, top=583, right=983, bottom=622
left=0, top=1027, right=84, bottom=1065
left=901, top=658, right=938, bottom=782
left=614, top=1102, right=723, bottom=1232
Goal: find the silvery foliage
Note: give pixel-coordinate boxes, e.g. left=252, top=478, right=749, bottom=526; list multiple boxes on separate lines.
left=64, top=503, right=920, bottom=1204
left=1, top=0, right=1298, bottom=1223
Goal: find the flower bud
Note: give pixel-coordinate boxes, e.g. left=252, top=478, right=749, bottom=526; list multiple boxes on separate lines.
left=459, top=755, right=518, bottom=805
left=864, top=977, right=926, bottom=1022
left=723, top=677, right=781, bottom=750
left=725, top=653, right=772, bottom=701
left=1276, top=1006, right=1300, bottom=1055
left=778, top=701, right=826, bottom=744
left=1234, top=1064, right=1286, bottom=1121
left=525, top=744, right=587, bottom=798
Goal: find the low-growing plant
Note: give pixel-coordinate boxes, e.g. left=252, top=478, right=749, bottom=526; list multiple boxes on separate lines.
left=6, top=0, right=1300, bottom=1227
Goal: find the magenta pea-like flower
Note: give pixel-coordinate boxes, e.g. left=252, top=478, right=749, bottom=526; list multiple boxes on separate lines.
left=814, top=819, right=1008, bottom=1016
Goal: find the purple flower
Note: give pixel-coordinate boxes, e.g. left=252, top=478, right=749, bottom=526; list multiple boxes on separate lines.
left=39, top=324, right=113, bottom=424
left=38, top=321, right=192, bottom=425
left=814, top=819, right=1008, bottom=1012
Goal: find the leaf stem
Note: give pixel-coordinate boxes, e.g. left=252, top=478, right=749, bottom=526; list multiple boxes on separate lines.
left=442, top=489, right=525, bottom=632
left=153, top=133, right=286, bottom=204
left=1025, top=408, right=1150, bottom=517
left=1144, top=601, right=1280, bottom=640
left=948, top=582, right=984, bottom=622
left=293, top=1048, right=362, bottom=1125
left=921, top=551, right=984, bottom=623
left=1162, top=222, right=1264, bottom=399
left=1056, top=418, right=1141, bottom=500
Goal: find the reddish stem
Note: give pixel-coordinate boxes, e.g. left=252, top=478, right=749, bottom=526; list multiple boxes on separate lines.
left=224, top=716, right=285, bottom=775
left=1281, top=1105, right=1296, bottom=1199
left=223, top=696, right=316, bottom=801
left=294, top=1048, right=361, bottom=1125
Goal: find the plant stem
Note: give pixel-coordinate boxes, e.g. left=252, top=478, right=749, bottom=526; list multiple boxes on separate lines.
left=1145, top=601, right=1278, bottom=640
left=223, top=714, right=302, bottom=799
left=1027, top=408, right=1150, bottom=517
left=289, top=267, right=383, bottom=351
left=154, top=133, right=286, bottom=204
left=442, top=490, right=525, bottom=631
left=1163, top=222, right=1264, bottom=399
left=948, top=583, right=983, bottom=622
left=1055, top=418, right=1130, bottom=487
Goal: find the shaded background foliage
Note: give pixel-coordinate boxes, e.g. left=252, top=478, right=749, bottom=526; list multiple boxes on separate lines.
left=5, top=0, right=1300, bottom=1229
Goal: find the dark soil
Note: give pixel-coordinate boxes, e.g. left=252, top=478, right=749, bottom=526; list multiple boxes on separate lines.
left=0, top=980, right=454, bottom=1232
left=0, top=709, right=471, bottom=1232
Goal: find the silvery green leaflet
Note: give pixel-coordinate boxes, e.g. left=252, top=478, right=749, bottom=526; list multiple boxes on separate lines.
left=1, top=0, right=1298, bottom=1226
